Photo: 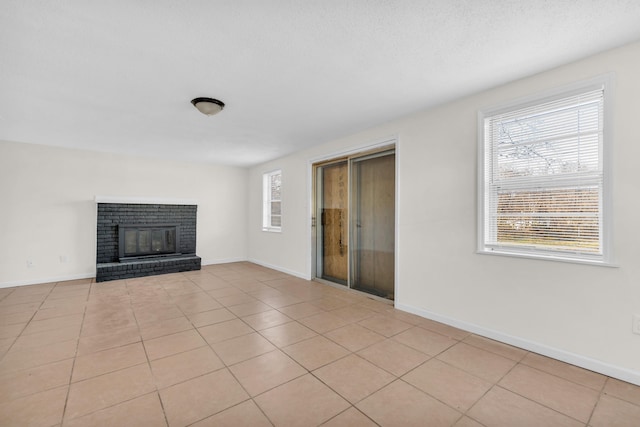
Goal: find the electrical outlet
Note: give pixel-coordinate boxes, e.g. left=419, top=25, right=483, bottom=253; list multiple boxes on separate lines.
left=59, top=255, right=68, bottom=263
left=633, top=314, right=640, bottom=335
left=26, top=259, right=35, bottom=269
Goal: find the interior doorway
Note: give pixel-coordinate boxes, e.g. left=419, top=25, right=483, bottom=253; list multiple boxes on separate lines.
left=313, top=147, right=396, bottom=300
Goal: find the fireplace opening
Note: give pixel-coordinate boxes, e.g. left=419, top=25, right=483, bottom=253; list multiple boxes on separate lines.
left=118, top=224, right=181, bottom=261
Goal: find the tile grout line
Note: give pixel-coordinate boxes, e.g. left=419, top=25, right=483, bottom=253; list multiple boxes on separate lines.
left=191, top=270, right=290, bottom=426
left=459, top=352, right=526, bottom=424
left=0, top=283, right=57, bottom=363
left=176, top=273, right=271, bottom=426
left=126, top=276, right=172, bottom=427
left=494, top=357, right=604, bottom=425
left=425, top=340, right=592, bottom=424
left=60, top=278, right=92, bottom=426
left=186, top=272, right=364, bottom=425
left=389, top=333, right=499, bottom=425
left=585, top=376, right=610, bottom=427
left=227, top=286, right=467, bottom=425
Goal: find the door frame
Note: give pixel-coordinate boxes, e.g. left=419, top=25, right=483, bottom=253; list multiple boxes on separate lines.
left=308, top=137, right=399, bottom=302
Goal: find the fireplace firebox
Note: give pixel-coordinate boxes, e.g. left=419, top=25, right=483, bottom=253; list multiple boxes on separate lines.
left=118, top=224, right=180, bottom=261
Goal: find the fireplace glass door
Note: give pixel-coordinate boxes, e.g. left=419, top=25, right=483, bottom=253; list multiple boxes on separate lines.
left=119, top=225, right=179, bottom=259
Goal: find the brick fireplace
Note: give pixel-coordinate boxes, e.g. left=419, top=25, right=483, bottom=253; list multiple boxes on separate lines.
left=95, top=198, right=201, bottom=282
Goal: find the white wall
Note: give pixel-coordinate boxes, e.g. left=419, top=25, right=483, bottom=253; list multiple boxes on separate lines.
left=0, top=141, right=248, bottom=286
left=248, top=40, right=640, bottom=384
left=247, top=159, right=312, bottom=278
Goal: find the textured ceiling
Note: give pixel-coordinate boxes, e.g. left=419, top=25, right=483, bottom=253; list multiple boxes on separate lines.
left=2, top=1, right=640, bottom=167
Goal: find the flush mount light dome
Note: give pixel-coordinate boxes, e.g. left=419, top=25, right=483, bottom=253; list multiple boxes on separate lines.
left=191, top=97, right=225, bottom=116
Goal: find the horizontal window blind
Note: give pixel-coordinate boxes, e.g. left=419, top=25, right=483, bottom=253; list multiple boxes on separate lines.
left=484, top=87, right=604, bottom=257
left=269, top=172, right=282, bottom=227
left=263, top=170, right=282, bottom=230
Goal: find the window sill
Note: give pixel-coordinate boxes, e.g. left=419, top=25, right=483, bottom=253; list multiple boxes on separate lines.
left=262, top=227, right=282, bottom=233
left=476, top=248, right=617, bottom=267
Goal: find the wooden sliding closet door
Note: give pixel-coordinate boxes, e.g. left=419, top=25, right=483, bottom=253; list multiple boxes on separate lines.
left=320, top=161, right=348, bottom=284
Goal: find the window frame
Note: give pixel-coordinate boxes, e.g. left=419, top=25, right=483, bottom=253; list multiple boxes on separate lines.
left=262, top=169, right=282, bottom=232
left=477, top=75, right=614, bottom=266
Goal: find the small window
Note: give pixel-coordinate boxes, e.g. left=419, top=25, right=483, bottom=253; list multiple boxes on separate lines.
left=263, top=170, right=282, bottom=232
left=478, top=77, right=611, bottom=264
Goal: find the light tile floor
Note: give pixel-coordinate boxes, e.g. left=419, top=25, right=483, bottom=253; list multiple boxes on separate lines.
left=0, top=262, right=639, bottom=426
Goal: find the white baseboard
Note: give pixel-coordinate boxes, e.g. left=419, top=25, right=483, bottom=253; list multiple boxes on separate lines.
left=247, top=258, right=310, bottom=280
left=0, top=258, right=272, bottom=288
left=396, top=302, right=640, bottom=387
left=200, top=257, right=248, bottom=266
left=0, top=272, right=95, bottom=289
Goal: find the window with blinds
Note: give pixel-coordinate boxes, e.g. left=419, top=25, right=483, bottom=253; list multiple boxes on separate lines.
left=263, top=170, right=282, bottom=231
left=478, top=78, right=611, bottom=264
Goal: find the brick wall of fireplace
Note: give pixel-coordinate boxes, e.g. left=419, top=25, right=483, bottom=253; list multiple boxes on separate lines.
left=96, top=203, right=201, bottom=282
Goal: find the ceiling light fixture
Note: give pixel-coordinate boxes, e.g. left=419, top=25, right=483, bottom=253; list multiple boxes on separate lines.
left=191, top=97, right=225, bottom=116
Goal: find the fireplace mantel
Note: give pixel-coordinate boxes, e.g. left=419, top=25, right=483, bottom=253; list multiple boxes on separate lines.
left=95, top=196, right=198, bottom=205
